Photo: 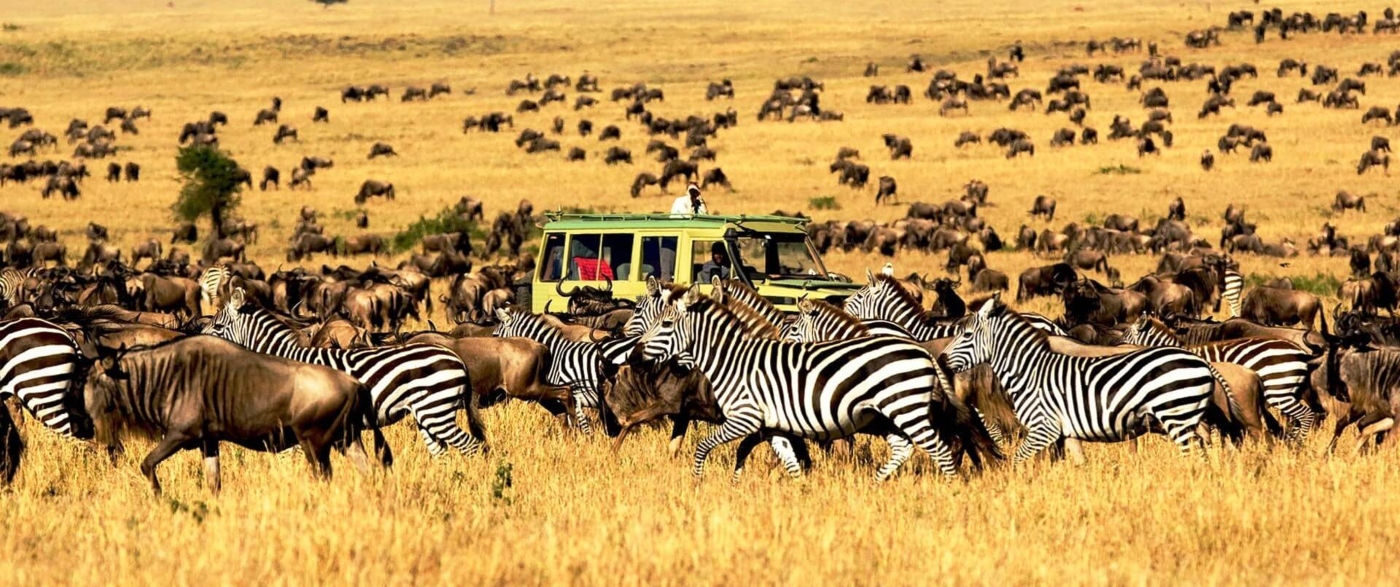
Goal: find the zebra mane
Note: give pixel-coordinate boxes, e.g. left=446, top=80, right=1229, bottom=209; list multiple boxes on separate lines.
left=869, top=273, right=926, bottom=315
left=993, top=305, right=1050, bottom=345
left=718, top=279, right=783, bottom=322
left=805, top=299, right=867, bottom=333
left=240, top=303, right=319, bottom=333
left=687, top=293, right=777, bottom=337
left=1137, top=316, right=1181, bottom=342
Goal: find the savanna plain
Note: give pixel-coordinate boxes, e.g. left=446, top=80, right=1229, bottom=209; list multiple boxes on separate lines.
left=1, top=0, right=1398, bottom=584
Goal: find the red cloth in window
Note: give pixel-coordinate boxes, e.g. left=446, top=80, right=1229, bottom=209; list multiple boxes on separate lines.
left=572, top=257, right=615, bottom=281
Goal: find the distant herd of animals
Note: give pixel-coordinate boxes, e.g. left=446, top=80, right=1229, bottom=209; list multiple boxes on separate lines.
left=2, top=6, right=1400, bottom=494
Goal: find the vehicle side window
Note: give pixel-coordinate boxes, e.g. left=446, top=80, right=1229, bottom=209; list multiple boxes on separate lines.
left=692, top=240, right=732, bottom=282
left=567, top=233, right=605, bottom=280
left=538, top=232, right=565, bottom=281
left=641, top=236, right=678, bottom=281
left=602, top=234, right=635, bottom=280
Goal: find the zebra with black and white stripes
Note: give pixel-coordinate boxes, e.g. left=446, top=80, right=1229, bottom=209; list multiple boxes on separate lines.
left=637, top=286, right=997, bottom=480
left=941, top=295, right=1222, bottom=463
left=1221, top=267, right=1244, bottom=317
left=199, top=264, right=232, bottom=313
left=0, top=318, right=93, bottom=482
left=0, top=318, right=91, bottom=438
left=204, top=288, right=486, bottom=456
left=494, top=308, right=605, bottom=433
left=0, top=267, right=42, bottom=308
left=1123, top=316, right=1315, bottom=440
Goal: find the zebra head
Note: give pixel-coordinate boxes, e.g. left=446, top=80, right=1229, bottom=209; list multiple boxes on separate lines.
left=637, top=286, right=698, bottom=369
left=492, top=307, right=528, bottom=338
left=622, top=276, right=670, bottom=337
left=941, top=293, right=1002, bottom=373
left=202, top=287, right=251, bottom=343
left=782, top=297, right=819, bottom=342
left=841, top=268, right=882, bottom=318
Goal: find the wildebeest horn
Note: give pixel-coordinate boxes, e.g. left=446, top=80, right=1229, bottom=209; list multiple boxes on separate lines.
left=589, top=327, right=610, bottom=343
left=556, top=280, right=577, bottom=297
left=603, top=275, right=612, bottom=292
left=544, top=299, right=553, bottom=314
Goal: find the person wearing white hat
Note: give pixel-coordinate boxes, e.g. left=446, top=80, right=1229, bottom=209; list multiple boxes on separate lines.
left=669, top=183, right=708, bottom=216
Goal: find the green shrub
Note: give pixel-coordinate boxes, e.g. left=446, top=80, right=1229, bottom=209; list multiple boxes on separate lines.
left=1096, top=164, right=1141, bottom=175
left=809, top=196, right=840, bottom=210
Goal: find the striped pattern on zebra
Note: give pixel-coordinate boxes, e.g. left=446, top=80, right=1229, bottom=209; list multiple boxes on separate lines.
left=844, top=273, right=1068, bottom=340
left=713, top=277, right=787, bottom=329
left=637, top=286, right=996, bottom=480
left=0, top=267, right=42, bottom=307
left=199, top=264, right=232, bottom=313
left=0, top=318, right=91, bottom=439
left=1221, top=268, right=1243, bottom=318
left=1123, top=316, right=1315, bottom=440
left=941, top=296, right=1222, bottom=462
left=204, top=289, right=485, bottom=456
left=494, top=308, right=605, bottom=433
left=622, top=277, right=688, bottom=337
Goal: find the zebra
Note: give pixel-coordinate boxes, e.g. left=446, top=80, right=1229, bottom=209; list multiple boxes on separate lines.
left=0, top=318, right=93, bottom=482
left=713, top=277, right=787, bottom=328
left=204, top=288, right=486, bottom=456
left=494, top=308, right=605, bottom=433
left=636, top=285, right=998, bottom=481
left=0, top=267, right=42, bottom=308
left=940, top=295, right=1223, bottom=463
left=1221, top=268, right=1243, bottom=317
left=199, top=264, right=231, bottom=312
left=1122, top=316, right=1314, bottom=440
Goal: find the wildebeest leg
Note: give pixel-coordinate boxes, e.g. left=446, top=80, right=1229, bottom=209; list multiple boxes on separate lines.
left=201, top=440, right=221, bottom=495
left=731, top=433, right=766, bottom=483
left=0, top=407, right=22, bottom=485
left=1326, top=409, right=1361, bottom=454
left=141, top=433, right=195, bottom=496
left=299, top=436, right=334, bottom=480
left=1355, top=416, right=1395, bottom=455
left=668, top=416, right=689, bottom=457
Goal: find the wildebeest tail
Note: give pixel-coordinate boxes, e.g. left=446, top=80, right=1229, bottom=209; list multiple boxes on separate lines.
left=354, top=383, right=393, bottom=468
left=458, top=371, right=489, bottom=452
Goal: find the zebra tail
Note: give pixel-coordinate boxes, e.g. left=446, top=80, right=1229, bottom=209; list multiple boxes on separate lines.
left=1206, top=362, right=1243, bottom=424
left=459, top=373, right=490, bottom=451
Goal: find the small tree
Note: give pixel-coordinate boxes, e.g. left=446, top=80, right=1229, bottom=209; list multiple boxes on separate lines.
left=174, top=145, right=243, bottom=239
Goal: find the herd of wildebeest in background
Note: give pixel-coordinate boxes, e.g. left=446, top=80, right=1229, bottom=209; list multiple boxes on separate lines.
left=2, top=6, right=1400, bottom=493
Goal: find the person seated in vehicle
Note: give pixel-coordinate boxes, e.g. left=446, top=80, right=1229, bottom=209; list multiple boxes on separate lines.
left=698, top=242, right=731, bottom=281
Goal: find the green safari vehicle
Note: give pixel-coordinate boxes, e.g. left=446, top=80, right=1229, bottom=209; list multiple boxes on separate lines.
left=526, top=212, right=861, bottom=314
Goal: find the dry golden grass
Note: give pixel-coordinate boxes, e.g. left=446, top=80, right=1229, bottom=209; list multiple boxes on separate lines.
left=2, top=0, right=1399, bottom=584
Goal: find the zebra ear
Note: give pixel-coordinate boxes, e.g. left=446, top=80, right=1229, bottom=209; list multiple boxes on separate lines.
left=709, top=275, right=724, bottom=303
left=978, top=292, right=1001, bottom=317
left=881, top=262, right=895, bottom=276
left=494, top=308, right=510, bottom=323
left=797, top=296, right=813, bottom=313
left=646, top=276, right=659, bottom=296
left=683, top=284, right=702, bottom=306
left=865, top=268, right=875, bottom=283
left=229, top=287, right=246, bottom=308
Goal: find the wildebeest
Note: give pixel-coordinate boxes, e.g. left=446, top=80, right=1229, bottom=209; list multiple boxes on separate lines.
left=260, top=166, right=280, bottom=191
left=1334, top=191, right=1367, bottom=212
left=882, top=134, right=913, bottom=159
left=1250, top=143, right=1273, bottom=163
left=1357, top=150, right=1390, bottom=175
left=1241, top=286, right=1325, bottom=331
left=875, top=176, right=897, bottom=205
left=82, top=336, right=390, bottom=495
left=367, top=142, right=397, bottom=159
left=1006, top=139, right=1034, bottom=158
left=313, top=106, right=329, bottom=123
left=355, top=180, right=396, bottom=204
left=1016, top=262, right=1077, bottom=302
left=1029, top=195, right=1056, bottom=220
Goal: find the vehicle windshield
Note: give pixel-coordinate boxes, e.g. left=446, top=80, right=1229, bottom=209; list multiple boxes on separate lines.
left=730, top=233, right=828, bottom=280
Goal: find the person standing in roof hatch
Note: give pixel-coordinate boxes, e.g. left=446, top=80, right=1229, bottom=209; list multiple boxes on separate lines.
left=670, top=183, right=708, bottom=216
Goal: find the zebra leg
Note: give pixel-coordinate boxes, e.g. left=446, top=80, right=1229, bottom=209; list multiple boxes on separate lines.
left=875, top=434, right=915, bottom=482
left=767, top=434, right=804, bottom=478
left=413, top=402, right=485, bottom=456
left=418, top=427, right=449, bottom=457
left=1159, top=417, right=1206, bottom=457
left=1014, top=424, right=1061, bottom=465
left=1063, top=437, right=1087, bottom=466
left=692, top=412, right=761, bottom=479
left=1272, top=396, right=1318, bottom=443
left=570, top=386, right=594, bottom=435
left=885, top=407, right=958, bottom=477
left=976, top=408, right=1008, bottom=447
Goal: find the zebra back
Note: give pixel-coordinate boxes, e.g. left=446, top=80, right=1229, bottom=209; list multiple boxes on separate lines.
left=786, top=298, right=869, bottom=342
left=1122, top=317, right=1184, bottom=347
